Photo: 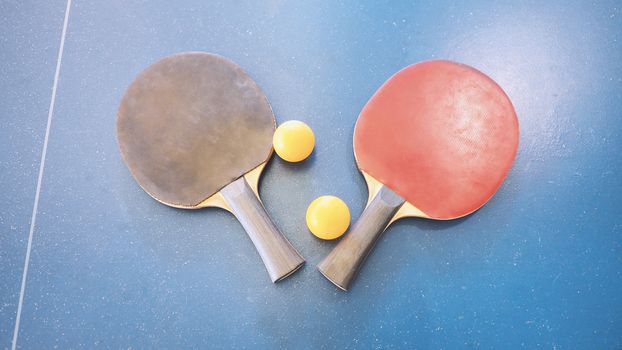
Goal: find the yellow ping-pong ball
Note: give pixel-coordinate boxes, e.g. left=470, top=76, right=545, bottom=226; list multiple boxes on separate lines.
left=306, top=196, right=351, bottom=240
left=273, top=120, right=315, bottom=162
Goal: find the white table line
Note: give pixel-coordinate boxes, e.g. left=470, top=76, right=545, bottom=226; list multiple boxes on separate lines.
left=11, top=0, right=72, bottom=348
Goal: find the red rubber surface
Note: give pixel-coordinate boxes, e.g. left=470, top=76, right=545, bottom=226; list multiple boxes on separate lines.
left=354, top=60, right=519, bottom=219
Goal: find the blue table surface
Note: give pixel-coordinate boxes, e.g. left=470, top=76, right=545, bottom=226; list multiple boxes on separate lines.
left=1, top=1, right=621, bottom=349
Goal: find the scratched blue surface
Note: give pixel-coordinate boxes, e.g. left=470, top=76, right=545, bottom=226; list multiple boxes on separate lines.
left=1, top=1, right=621, bottom=349
left=0, top=0, right=67, bottom=346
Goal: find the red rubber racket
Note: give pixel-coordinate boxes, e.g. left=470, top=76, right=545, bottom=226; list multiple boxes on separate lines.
left=317, top=60, right=519, bottom=290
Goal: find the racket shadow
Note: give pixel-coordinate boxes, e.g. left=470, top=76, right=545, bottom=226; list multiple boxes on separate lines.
left=342, top=211, right=494, bottom=291
left=398, top=213, right=473, bottom=232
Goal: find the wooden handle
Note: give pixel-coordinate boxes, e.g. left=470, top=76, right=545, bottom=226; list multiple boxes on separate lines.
left=220, top=177, right=305, bottom=282
left=317, top=185, right=404, bottom=290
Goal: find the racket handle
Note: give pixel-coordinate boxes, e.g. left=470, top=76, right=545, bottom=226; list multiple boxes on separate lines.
left=220, top=177, right=305, bottom=283
left=317, top=185, right=404, bottom=290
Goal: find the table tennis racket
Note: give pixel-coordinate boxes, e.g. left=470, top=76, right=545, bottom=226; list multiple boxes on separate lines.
left=318, top=60, right=519, bottom=290
left=117, top=52, right=304, bottom=283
